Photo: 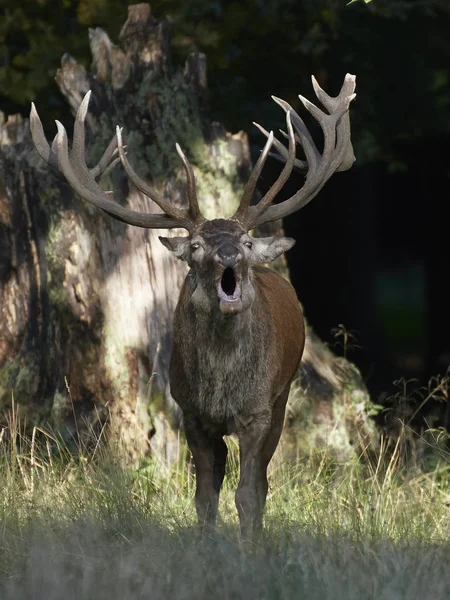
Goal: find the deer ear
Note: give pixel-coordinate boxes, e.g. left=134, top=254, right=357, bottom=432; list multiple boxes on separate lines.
left=158, top=236, right=191, bottom=262
left=252, top=236, right=295, bottom=263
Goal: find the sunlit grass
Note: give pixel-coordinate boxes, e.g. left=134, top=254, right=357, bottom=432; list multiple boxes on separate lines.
left=2, top=403, right=450, bottom=598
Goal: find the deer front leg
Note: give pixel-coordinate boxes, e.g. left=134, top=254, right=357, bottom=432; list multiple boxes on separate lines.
left=253, top=386, right=291, bottom=540
left=184, top=415, right=221, bottom=531
left=235, top=411, right=271, bottom=544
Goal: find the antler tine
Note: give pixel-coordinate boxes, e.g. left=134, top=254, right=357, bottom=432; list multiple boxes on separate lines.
left=272, top=96, right=321, bottom=174
left=251, top=111, right=296, bottom=213
left=90, top=134, right=120, bottom=180
left=175, top=144, right=205, bottom=225
left=64, top=95, right=124, bottom=199
left=76, top=91, right=120, bottom=181
left=72, top=90, right=90, bottom=174
left=232, top=130, right=274, bottom=224
left=311, top=73, right=356, bottom=171
left=254, top=122, right=308, bottom=172
left=95, top=153, right=121, bottom=181
left=116, top=127, right=192, bottom=225
left=277, top=128, right=308, bottom=171
left=31, top=94, right=119, bottom=183
left=30, top=103, right=61, bottom=172
left=246, top=73, right=356, bottom=230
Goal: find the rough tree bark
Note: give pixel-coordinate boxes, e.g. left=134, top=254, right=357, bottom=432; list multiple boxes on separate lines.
left=0, top=3, right=377, bottom=465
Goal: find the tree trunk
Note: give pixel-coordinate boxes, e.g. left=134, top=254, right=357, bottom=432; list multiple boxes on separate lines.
left=0, top=3, right=378, bottom=465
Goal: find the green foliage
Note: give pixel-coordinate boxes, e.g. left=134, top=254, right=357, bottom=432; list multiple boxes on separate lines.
left=0, top=1, right=85, bottom=123
left=1, top=0, right=449, bottom=167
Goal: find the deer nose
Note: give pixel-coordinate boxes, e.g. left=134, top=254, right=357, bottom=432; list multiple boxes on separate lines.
left=215, top=241, right=241, bottom=268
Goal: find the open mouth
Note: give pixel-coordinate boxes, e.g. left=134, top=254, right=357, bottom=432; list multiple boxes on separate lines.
left=217, top=267, right=241, bottom=303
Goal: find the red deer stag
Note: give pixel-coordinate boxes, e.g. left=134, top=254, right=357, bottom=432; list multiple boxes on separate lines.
left=30, top=73, right=356, bottom=542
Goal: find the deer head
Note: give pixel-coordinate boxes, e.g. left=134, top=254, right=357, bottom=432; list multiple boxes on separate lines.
left=30, top=75, right=356, bottom=316
left=159, top=219, right=295, bottom=315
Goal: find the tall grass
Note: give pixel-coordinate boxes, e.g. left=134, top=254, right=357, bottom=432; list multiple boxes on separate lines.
left=1, top=402, right=450, bottom=599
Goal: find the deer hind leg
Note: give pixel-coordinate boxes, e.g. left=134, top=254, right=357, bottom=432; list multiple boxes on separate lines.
left=213, top=437, right=228, bottom=498
left=184, top=416, right=220, bottom=531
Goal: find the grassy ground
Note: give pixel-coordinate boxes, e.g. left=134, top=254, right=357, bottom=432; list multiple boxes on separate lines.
left=1, top=411, right=450, bottom=599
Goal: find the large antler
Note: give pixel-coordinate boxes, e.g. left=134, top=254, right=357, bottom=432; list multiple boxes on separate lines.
left=30, top=91, right=204, bottom=231
left=232, top=73, right=356, bottom=230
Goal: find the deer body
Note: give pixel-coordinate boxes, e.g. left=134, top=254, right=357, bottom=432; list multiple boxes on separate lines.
left=31, top=73, right=356, bottom=542
left=171, top=263, right=304, bottom=428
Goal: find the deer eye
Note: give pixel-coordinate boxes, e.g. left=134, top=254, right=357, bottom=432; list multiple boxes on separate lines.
left=244, top=241, right=253, bottom=249
left=191, top=243, right=200, bottom=251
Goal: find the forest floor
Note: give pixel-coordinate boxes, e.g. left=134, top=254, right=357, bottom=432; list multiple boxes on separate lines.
left=1, top=411, right=450, bottom=600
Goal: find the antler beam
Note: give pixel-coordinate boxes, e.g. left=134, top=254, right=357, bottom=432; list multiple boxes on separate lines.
left=30, top=91, right=204, bottom=231
left=232, top=73, right=356, bottom=230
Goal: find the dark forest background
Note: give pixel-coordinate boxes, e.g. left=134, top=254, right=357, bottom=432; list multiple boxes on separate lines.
left=1, top=0, right=449, bottom=401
